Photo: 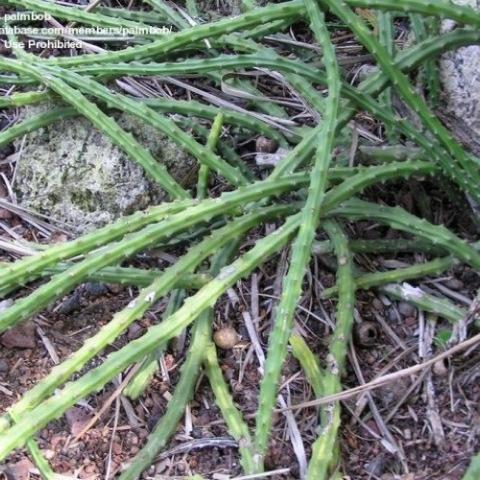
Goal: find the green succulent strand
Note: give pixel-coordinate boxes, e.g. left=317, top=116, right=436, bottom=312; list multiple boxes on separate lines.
left=318, top=0, right=480, bottom=201
left=322, top=256, right=458, bottom=298
left=123, top=289, right=185, bottom=401
left=0, top=205, right=293, bottom=434
left=0, top=58, right=189, bottom=199
left=0, top=177, right=305, bottom=332
left=197, top=112, right=224, bottom=199
left=0, top=200, right=192, bottom=291
left=289, top=334, right=324, bottom=396
left=2, top=0, right=151, bottom=30
left=377, top=10, right=397, bottom=140
left=0, top=107, right=77, bottom=148
left=380, top=283, right=466, bottom=323
left=253, top=0, right=340, bottom=468
left=332, top=199, right=480, bottom=271
left=119, top=311, right=208, bottom=480
left=0, top=214, right=301, bottom=459
left=307, top=219, right=354, bottom=480
left=204, top=342, right=256, bottom=473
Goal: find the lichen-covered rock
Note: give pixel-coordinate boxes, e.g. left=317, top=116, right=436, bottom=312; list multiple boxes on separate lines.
left=14, top=104, right=196, bottom=233
left=440, top=0, right=480, bottom=135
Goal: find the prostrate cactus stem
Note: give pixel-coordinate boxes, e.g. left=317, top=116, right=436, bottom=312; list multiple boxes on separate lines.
left=41, top=1, right=306, bottom=67
left=204, top=341, right=256, bottom=473
left=318, top=0, right=480, bottom=202
left=380, top=283, right=466, bottom=323
left=377, top=10, right=397, bottom=140
left=332, top=199, right=480, bottom=271
left=307, top=220, right=355, bottom=480
left=197, top=112, right=224, bottom=199
left=0, top=201, right=193, bottom=292
left=321, top=252, right=480, bottom=298
left=0, top=175, right=309, bottom=333
left=122, top=289, right=185, bottom=401
left=123, top=239, right=241, bottom=476
left=0, top=58, right=189, bottom=200
left=0, top=206, right=294, bottom=434
left=0, top=214, right=301, bottom=460
left=253, top=0, right=340, bottom=469
left=2, top=0, right=152, bottom=30
left=0, top=107, right=77, bottom=148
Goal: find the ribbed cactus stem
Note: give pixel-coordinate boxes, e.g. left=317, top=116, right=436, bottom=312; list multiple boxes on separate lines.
left=253, top=0, right=340, bottom=468
left=380, top=283, right=466, bottom=323
left=322, top=256, right=459, bottom=298
left=0, top=200, right=192, bottom=291
left=118, top=311, right=209, bottom=480
left=0, top=214, right=301, bottom=459
left=0, top=177, right=308, bottom=332
left=319, top=0, right=480, bottom=202
left=307, top=220, right=354, bottom=480
left=204, top=343, right=256, bottom=474
left=332, top=198, right=480, bottom=271
left=0, top=206, right=295, bottom=434
left=197, top=112, right=224, bottom=199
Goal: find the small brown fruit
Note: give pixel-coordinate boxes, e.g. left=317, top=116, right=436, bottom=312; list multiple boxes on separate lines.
left=255, top=136, right=278, bottom=153
left=213, top=327, right=239, bottom=349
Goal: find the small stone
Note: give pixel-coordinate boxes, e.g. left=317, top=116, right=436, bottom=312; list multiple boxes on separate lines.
left=213, top=327, right=239, bottom=349
left=65, top=407, right=91, bottom=436
left=445, top=278, right=464, bottom=290
left=43, top=449, right=55, bottom=460
left=84, top=282, right=109, bottom=298
left=255, top=136, right=278, bottom=153
left=128, top=322, right=144, bottom=340
left=1, top=322, right=36, bottom=349
left=433, top=359, right=449, bottom=377
left=398, top=301, right=416, bottom=317
left=57, top=292, right=82, bottom=315
left=0, top=359, right=8, bottom=372
left=6, top=458, right=34, bottom=480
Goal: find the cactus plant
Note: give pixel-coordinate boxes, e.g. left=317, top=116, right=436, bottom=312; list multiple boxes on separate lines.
left=1, top=0, right=480, bottom=476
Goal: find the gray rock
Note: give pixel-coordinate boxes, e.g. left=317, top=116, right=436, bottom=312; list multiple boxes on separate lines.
left=398, top=301, right=417, bottom=317
left=0, top=359, right=8, bottom=373
left=440, top=0, right=480, bottom=136
left=13, top=104, right=196, bottom=233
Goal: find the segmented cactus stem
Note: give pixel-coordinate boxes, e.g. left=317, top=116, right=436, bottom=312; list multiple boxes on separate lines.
left=307, top=220, right=354, bottom=479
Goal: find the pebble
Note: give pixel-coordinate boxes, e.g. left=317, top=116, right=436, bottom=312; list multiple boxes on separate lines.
left=0, top=359, right=8, bottom=372
left=433, top=359, right=449, bottom=377
left=57, top=291, right=82, bottom=315
left=84, top=282, right=109, bottom=298
left=6, top=458, right=34, bottom=480
left=444, top=278, right=464, bottom=290
left=398, top=301, right=417, bottom=317
left=1, top=322, right=36, bottom=349
left=213, top=327, right=239, bottom=349
left=127, top=322, right=145, bottom=340
left=256, top=136, right=278, bottom=153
